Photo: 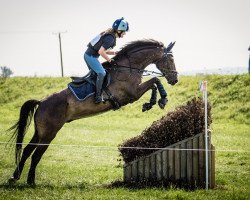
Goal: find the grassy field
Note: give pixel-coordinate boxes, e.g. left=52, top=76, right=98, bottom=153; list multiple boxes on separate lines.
left=0, top=75, right=249, bottom=199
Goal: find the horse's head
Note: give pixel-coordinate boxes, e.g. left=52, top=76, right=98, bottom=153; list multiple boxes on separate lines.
left=111, top=39, right=178, bottom=85
left=155, top=42, right=178, bottom=85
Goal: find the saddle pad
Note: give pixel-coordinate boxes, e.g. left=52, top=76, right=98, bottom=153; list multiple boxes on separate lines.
left=68, top=82, right=95, bottom=101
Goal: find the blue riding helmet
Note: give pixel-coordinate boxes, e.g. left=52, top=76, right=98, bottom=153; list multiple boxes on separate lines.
left=112, top=17, right=129, bottom=32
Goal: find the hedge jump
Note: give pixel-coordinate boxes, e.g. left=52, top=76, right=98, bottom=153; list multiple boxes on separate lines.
left=123, top=132, right=215, bottom=188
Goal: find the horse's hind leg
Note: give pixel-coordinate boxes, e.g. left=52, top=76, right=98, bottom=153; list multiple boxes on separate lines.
left=27, top=140, right=50, bottom=186
left=26, top=142, right=48, bottom=186
left=9, top=132, right=39, bottom=184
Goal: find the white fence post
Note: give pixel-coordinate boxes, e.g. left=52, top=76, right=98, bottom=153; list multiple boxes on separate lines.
left=200, top=80, right=209, bottom=190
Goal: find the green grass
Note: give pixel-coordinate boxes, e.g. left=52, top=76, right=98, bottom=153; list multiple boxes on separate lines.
left=0, top=75, right=249, bottom=199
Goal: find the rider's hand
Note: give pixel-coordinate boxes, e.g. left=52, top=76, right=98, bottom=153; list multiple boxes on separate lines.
left=109, top=59, right=117, bottom=66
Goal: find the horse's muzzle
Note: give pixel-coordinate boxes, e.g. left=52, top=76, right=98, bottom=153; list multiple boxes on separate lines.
left=169, top=79, right=178, bottom=85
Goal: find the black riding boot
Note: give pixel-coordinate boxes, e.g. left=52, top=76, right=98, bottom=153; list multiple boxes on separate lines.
left=95, top=75, right=104, bottom=104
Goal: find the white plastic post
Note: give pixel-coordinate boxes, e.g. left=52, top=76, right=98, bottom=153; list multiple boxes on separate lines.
left=200, top=80, right=209, bottom=190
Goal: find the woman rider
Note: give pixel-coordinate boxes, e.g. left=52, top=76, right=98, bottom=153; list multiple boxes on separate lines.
left=84, top=17, right=129, bottom=104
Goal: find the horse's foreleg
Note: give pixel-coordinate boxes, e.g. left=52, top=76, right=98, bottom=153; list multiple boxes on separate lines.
left=142, top=86, right=157, bottom=112
left=135, top=77, right=168, bottom=110
left=155, top=78, right=168, bottom=109
left=132, top=78, right=158, bottom=111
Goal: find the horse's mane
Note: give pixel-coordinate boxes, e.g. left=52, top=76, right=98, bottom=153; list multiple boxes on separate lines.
left=103, top=39, right=164, bottom=67
left=115, top=39, right=164, bottom=58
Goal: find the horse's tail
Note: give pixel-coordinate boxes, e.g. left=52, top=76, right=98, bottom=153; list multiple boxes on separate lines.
left=8, top=99, right=40, bottom=164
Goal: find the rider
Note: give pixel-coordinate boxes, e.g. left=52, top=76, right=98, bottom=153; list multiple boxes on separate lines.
left=84, top=17, right=129, bottom=104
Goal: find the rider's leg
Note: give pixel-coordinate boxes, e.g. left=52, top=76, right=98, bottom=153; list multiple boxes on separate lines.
left=84, top=53, right=106, bottom=103
left=83, top=55, right=95, bottom=77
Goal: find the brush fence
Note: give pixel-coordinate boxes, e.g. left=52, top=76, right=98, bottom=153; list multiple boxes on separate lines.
left=123, top=132, right=215, bottom=188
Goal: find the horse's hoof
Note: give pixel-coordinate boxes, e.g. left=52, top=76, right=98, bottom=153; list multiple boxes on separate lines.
left=27, top=180, right=36, bottom=187
left=27, top=177, right=36, bottom=187
left=8, top=177, right=17, bottom=185
left=142, top=103, right=152, bottom=112
left=158, top=98, right=168, bottom=109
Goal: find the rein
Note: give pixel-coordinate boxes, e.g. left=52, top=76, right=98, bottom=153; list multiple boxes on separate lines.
left=105, top=44, right=177, bottom=78
left=106, top=46, right=165, bottom=77
left=108, top=64, right=165, bottom=77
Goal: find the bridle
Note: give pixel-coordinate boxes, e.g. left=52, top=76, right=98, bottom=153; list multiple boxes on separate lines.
left=106, top=46, right=178, bottom=77
left=154, top=53, right=178, bottom=76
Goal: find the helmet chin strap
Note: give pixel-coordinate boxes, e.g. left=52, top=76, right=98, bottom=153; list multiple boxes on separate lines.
left=117, top=31, right=123, bottom=38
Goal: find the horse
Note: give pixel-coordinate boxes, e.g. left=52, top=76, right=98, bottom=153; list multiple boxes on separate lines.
left=8, top=39, right=178, bottom=185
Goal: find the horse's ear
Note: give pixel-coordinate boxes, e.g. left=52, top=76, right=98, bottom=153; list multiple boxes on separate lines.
left=165, top=41, right=176, bottom=53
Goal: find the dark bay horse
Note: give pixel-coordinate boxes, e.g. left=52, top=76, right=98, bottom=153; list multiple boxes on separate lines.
left=8, top=39, right=178, bottom=185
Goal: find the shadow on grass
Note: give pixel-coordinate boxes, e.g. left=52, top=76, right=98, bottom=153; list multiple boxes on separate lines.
left=1, top=180, right=190, bottom=191
left=1, top=179, right=219, bottom=191
left=0, top=181, right=88, bottom=190
left=104, top=179, right=201, bottom=191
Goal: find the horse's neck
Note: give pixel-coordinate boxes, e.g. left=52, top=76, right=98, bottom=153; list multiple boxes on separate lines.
left=132, top=49, right=158, bottom=70
left=112, top=46, right=160, bottom=70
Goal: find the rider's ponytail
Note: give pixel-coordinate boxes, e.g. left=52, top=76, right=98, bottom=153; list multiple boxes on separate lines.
left=101, top=28, right=116, bottom=36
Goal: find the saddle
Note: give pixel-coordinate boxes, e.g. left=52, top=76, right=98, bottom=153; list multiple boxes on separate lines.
left=68, top=71, right=121, bottom=109
left=70, top=70, right=111, bottom=87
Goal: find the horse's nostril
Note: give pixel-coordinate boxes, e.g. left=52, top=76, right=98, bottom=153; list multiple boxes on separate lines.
left=170, top=79, right=178, bottom=85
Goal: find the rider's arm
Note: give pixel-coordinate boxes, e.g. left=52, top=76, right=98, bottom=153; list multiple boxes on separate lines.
left=106, top=50, right=117, bottom=55
left=98, top=47, right=112, bottom=62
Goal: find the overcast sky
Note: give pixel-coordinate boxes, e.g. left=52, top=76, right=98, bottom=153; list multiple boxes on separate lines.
left=0, top=0, right=249, bottom=76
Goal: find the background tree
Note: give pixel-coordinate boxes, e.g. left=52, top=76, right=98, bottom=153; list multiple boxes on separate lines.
left=0, top=66, right=13, bottom=77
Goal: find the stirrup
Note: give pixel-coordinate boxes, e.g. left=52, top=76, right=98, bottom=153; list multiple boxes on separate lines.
left=95, top=95, right=104, bottom=104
